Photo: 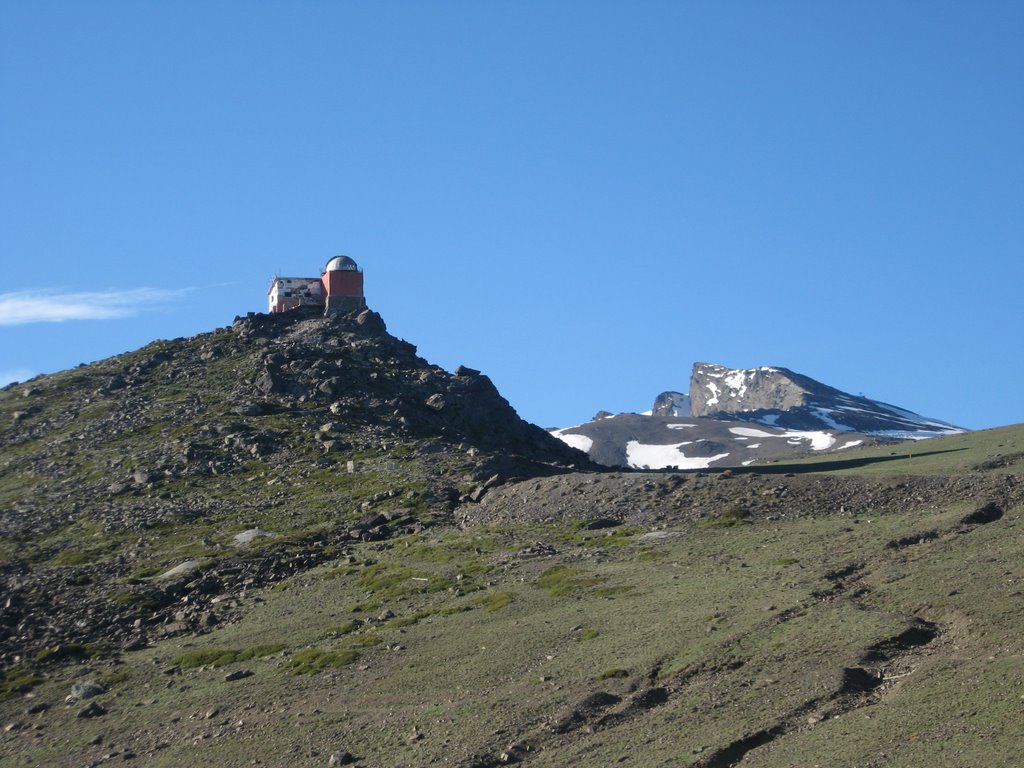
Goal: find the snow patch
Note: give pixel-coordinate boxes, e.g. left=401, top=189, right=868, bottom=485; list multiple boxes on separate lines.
left=625, top=441, right=730, bottom=470
left=729, top=426, right=836, bottom=451
left=666, top=423, right=697, bottom=430
left=552, top=432, right=594, bottom=453
left=705, top=381, right=720, bottom=407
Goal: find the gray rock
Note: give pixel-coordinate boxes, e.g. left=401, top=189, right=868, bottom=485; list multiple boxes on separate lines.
left=156, top=560, right=202, bottom=580
left=224, top=669, right=253, bottom=682
left=232, top=529, right=273, bottom=546
left=328, top=752, right=356, bottom=766
left=70, top=680, right=106, bottom=700
left=355, top=309, right=386, bottom=334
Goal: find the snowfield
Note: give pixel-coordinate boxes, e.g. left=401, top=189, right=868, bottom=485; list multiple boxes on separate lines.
left=728, top=426, right=836, bottom=451
left=625, top=440, right=730, bottom=470
left=550, top=430, right=594, bottom=453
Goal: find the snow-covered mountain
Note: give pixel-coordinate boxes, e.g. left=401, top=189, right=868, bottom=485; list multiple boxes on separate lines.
left=689, top=363, right=963, bottom=438
left=553, top=363, right=964, bottom=470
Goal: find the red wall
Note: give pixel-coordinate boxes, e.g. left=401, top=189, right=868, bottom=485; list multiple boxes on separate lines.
left=322, top=270, right=364, bottom=297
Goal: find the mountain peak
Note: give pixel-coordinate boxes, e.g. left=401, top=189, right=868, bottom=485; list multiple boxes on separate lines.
left=689, top=362, right=962, bottom=437
left=553, top=362, right=964, bottom=470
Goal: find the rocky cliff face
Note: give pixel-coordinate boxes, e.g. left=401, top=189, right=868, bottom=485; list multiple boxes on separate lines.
left=651, top=391, right=691, bottom=417
left=689, top=364, right=824, bottom=416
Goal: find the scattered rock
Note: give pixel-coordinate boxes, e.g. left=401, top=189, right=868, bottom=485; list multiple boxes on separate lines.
left=224, top=669, right=253, bottom=682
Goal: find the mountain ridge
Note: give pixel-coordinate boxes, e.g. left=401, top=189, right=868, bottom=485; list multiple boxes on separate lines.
left=553, top=362, right=964, bottom=469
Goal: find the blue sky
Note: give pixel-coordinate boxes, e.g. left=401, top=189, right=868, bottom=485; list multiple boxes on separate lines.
left=2, top=2, right=1022, bottom=430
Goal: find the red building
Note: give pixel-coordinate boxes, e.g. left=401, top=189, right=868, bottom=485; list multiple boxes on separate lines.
left=268, top=256, right=366, bottom=314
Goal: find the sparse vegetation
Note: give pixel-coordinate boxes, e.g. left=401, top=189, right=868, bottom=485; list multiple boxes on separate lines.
left=288, top=647, right=359, bottom=674
left=2, top=312, right=1023, bottom=767
left=174, top=643, right=285, bottom=668
left=536, top=565, right=608, bottom=597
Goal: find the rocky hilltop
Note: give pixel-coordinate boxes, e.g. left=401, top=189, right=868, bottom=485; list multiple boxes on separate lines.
left=0, top=306, right=588, bottom=667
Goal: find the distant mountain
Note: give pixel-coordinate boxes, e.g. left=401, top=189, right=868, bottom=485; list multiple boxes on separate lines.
left=553, top=362, right=964, bottom=469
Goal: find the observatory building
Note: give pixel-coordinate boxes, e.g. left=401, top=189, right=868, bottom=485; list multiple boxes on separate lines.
left=268, top=256, right=366, bottom=315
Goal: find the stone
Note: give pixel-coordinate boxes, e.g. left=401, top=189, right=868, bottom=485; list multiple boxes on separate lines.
left=70, top=680, right=106, bottom=700
left=224, top=669, right=253, bottom=682
left=232, top=529, right=273, bottom=546
left=328, top=752, right=356, bottom=766
left=157, top=560, right=202, bottom=580
left=355, top=309, right=386, bottom=334
left=77, top=701, right=107, bottom=718
left=255, top=372, right=284, bottom=395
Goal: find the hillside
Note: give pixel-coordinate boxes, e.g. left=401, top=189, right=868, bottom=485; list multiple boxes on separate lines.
left=0, top=308, right=589, bottom=667
left=2, top=311, right=1023, bottom=768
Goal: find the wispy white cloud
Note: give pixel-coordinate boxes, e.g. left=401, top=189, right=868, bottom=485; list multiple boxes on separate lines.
left=0, top=288, right=191, bottom=326
left=0, top=367, right=36, bottom=387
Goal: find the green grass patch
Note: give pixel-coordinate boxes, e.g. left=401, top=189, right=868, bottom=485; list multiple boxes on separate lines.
left=289, top=647, right=359, bottom=675
left=50, top=549, right=96, bottom=566
left=356, top=562, right=460, bottom=601
left=0, top=666, right=44, bottom=702
left=32, top=643, right=102, bottom=665
left=174, top=643, right=285, bottom=669
left=473, top=590, right=514, bottom=612
left=598, top=668, right=630, bottom=680
left=536, top=565, right=608, bottom=597
left=324, top=620, right=361, bottom=636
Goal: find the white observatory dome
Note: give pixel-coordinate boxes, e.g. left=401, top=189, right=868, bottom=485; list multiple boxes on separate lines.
left=324, top=255, right=359, bottom=272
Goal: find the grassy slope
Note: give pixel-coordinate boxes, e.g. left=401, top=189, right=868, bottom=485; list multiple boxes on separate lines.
left=2, top=427, right=1022, bottom=766
left=754, top=422, right=1024, bottom=476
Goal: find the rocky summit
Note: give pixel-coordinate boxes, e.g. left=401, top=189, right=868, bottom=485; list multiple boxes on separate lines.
left=2, top=309, right=1023, bottom=768
left=0, top=307, right=588, bottom=668
left=688, top=363, right=964, bottom=436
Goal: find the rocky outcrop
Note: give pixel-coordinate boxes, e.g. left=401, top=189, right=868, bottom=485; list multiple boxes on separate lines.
left=689, top=362, right=963, bottom=436
left=651, top=391, right=691, bottom=417
left=689, top=363, right=818, bottom=416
